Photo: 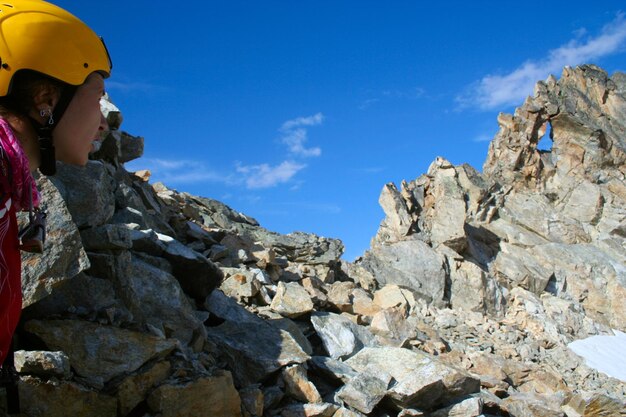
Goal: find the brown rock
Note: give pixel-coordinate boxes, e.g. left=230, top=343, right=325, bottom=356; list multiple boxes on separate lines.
left=147, top=371, right=242, bottom=417
left=117, top=361, right=171, bottom=416
left=373, top=284, right=415, bottom=312
left=282, top=364, right=322, bottom=403
left=239, top=385, right=264, bottom=417
left=18, top=376, right=117, bottom=417
left=327, top=281, right=356, bottom=312
left=583, top=394, right=626, bottom=417
left=271, top=282, right=315, bottom=318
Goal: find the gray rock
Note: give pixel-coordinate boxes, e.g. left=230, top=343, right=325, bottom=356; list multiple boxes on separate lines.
left=337, top=370, right=390, bottom=414
left=206, top=316, right=310, bottom=386
left=269, top=317, right=314, bottom=355
left=115, top=255, right=203, bottom=344
left=129, top=228, right=167, bottom=255
left=427, top=396, right=483, bottom=417
left=49, top=160, right=116, bottom=228
left=79, top=223, right=132, bottom=251
left=428, top=158, right=469, bottom=252
left=14, top=350, right=71, bottom=379
left=204, top=289, right=262, bottom=324
left=360, top=239, right=447, bottom=304
left=24, top=319, right=176, bottom=387
left=311, top=312, right=378, bottom=359
left=345, top=347, right=479, bottom=410
left=21, top=176, right=90, bottom=308
left=270, top=282, right=315, bottom=318
left=378, top=182, right=414, bottom=241
left=119, top=130, right=145, bottom=163
left=157, top=233, right=223, bottom=301
left=21, top=272, right=126, bottom=323
left=309, top=356, right=358, bottom=384
left=110, top=206, right=147, bottom=228
left=100, top=93, right=123, bottom=130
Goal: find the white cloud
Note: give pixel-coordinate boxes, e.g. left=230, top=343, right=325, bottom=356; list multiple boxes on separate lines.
left=459, top=13, right=626, bottom=110
left=281, top=128, right=322, bottom=157
left=236, top=161, right=306, bottom=189
left=279, top=113, right=323, bottom=157
left=280, top=113, right=324, bottom=131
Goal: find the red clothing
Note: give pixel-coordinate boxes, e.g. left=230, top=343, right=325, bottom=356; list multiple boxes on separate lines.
left=0, top=197, right=20, bottom=365
left=0, top=118, right=39, bottom=366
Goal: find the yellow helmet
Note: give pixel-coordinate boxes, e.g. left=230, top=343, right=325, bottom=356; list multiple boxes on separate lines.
left=0, top=0, right=112, bottom=96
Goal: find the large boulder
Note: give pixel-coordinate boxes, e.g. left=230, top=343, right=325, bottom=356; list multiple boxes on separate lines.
left=21, top=176, right=90, bottom=308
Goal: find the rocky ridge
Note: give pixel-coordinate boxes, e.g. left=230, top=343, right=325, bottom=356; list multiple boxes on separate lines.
left=0, top=65, right=624, bottom=417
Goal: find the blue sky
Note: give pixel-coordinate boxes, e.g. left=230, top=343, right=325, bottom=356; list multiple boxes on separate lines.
left=56, top=1, right=625, bottom=260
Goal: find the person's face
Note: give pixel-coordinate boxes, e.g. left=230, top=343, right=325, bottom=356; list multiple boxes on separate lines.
left=53, top=72, right=107, bottom=166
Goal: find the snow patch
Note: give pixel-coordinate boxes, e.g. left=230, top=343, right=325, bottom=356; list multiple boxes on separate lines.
left=568, top=330, right=626, bottom=382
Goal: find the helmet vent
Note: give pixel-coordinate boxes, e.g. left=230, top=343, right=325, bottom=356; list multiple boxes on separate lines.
left=84, top=63, right=89, bottom=68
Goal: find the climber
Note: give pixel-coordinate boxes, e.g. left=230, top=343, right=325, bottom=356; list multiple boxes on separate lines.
left=0, top=0, right=111, bottom=411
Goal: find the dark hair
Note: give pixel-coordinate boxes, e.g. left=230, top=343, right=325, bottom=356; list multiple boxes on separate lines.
left=0, top=70, right=66, bottom=119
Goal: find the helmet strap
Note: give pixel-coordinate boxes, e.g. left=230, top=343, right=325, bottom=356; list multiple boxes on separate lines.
left=29, top=85, right=77, bottom=176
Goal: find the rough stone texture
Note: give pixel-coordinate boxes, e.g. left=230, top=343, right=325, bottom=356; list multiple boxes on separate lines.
left=501, top=393, right=565, bottom=417
left=100, top=94, right=123, bottom=130
left=116, top=255, right=202, bottom=344
left=13, top=69, right=626, bottom=416
left=271, top=281, right=315, bottom=318
left=49, top=161, right=116, bottom=228
left=336, top=370, right=389, bottom=414
left=24, top=320, right=176, bottom=387
left=116, top=361, right=171, bottom=416
left=147, top=371, right=242, bottom=417
left=239, top=385, right=264, bottom=417
left=311, top=312, right=378, bottom=359
left=282, top=364, right=323, bottom=403
left=20, top=176, right=90, bottom=308
left=13, top=350, right=70, bottom=379
left=309, top=356, right=358, bottom=384
left=158, top=232, right=223, bottom=301
left=18, top=376, right=117, bottom=417
left=360, top=239, right=447, bottom=304
left=346, top=347, right=479, bottom=410
left=206, top=319, right=310, bottom=386
left=357, top=66, right=626, bottom=327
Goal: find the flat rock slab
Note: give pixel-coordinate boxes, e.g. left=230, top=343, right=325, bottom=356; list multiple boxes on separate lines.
left=18, top=376, right=117, bottom=417
left=147, top=371, right=242, bottom=417
left=345, top=347, right=479, bottom=410
left=206, top=319, right=310, bottom=386
left=24, top=320, right=176, bottom=387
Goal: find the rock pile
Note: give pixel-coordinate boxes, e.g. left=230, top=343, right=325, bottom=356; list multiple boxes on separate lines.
left=0, top=65, right=624, bottom=417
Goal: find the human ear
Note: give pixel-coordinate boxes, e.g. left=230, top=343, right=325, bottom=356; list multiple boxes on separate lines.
left=31, top=84, right=60, bottom=116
